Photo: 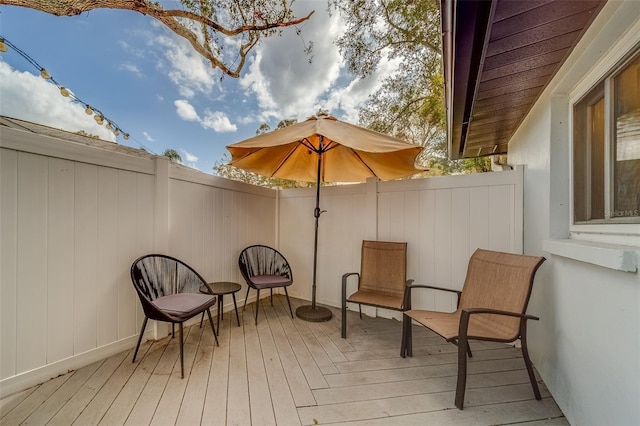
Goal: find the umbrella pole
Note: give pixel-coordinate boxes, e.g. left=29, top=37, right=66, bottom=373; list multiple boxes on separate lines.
left=295, top=137, right=333, bottom=322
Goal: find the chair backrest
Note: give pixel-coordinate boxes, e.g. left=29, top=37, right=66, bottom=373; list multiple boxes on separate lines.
left=458, top=249, right=545, bottom=338
left=238, top=245, right=292, bottom=282
left=359, top=240, right=407, bottom=298
left=130, top=254, right=208, bottom=318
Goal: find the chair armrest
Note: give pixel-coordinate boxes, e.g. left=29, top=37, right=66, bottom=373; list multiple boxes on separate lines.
left=342, top=272, right=360, bottom=301
left=458, top=308, right=539, bottom=341
left=407, top=283, right=461, bottom=296
left=403, top=283, right=461, bottom=311
left=461, top=308, right=539, bottom=321
left=342, top=272, right=359, bottom=281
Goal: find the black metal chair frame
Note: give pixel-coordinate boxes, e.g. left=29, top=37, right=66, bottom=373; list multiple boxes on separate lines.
left=130, top=254, right=219, bottom=378
left=238, top=245, right=294, bottom=324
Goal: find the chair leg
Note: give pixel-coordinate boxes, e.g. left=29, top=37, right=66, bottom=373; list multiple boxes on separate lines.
left=270, top=288, right=273, bottom=306
left=452, top=338, right=473, bottom=358
left=179, top=322, right=184, bottom=378
left=359, top=304, right=362, bottom=319
left=454, top=334, right=469, bottom=409
left=199, top=312, right=205, bottom=328
left=243, top=286, right=250, bottom=311
left=341, top=294, right=347, bottom=339
left=132, top=317, right=148, bottom=363
left=521, top=332, right=541, bottom=400
left=283, top=287, right=294, bottom=318
left=254, top=289, right=261, bottom=325
left=232, top=292, right=240, bottom=326
left=206, top=308, right=220, bottom=346
left=401, top=314, right=412, bottom=357
left=400, top=314, right=408, bottom=357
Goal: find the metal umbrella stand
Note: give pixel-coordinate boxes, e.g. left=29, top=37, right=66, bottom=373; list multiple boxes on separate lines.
left=295, top=135, right=332, bottom=321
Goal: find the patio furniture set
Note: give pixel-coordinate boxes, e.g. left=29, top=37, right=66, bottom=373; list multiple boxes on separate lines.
left=130, top=241, right=544, bottom=410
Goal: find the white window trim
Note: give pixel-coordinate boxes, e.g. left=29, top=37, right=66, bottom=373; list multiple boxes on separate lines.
left=543, top=238, right=638, bottom=272
left=544, top=14, right=640, bottom=272
left=568, top=37, right=640, bottom=239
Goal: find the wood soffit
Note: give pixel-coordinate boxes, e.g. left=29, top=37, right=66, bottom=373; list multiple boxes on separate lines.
left=442, top=0, right=607, bottom=159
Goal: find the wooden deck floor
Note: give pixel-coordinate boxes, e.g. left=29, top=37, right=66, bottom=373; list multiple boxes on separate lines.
left=1, top=296, right=567, bottom=425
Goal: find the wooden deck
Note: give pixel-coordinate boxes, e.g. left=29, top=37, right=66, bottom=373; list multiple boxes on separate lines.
left=1, top=296, right=567, bottom=425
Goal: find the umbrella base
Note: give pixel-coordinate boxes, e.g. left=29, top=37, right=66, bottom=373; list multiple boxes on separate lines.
left=295, top=305, right=333, bottom=322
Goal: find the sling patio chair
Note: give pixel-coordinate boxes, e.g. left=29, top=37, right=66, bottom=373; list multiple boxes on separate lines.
left=400, top=248, right=545, bottom=409
left=130, top=254, right=219, bottom=378
left=341, top=240, right=413, bottom=340
left=238, top=245, right=294, bottom=325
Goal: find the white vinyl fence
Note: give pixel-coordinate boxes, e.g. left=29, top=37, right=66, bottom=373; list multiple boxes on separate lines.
left=280, top=170, right=523, bottom=317
left=0, top=126, right=522, bottom=396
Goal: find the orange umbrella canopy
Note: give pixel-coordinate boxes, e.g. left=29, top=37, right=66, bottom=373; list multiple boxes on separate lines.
left=226, top=115, right=425, bottom=183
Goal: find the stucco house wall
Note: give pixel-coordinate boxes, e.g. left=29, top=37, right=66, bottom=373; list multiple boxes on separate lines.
left=507, top=1, right=640, bottom=424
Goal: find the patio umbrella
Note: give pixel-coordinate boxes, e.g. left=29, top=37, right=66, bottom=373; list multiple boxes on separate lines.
left=226, top=115, right=424, bottom=322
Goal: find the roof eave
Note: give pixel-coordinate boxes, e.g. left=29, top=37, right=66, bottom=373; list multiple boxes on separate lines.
left=442, top=0, right=494, bottom=160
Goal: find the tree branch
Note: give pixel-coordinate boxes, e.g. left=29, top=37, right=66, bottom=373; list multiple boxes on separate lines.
left=0, top=0, right=314, bottom=77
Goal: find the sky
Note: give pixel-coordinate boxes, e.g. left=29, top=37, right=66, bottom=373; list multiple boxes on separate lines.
left=0, top=2, right=397, bottom=173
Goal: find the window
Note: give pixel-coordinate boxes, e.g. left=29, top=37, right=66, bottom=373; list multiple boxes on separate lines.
left=573, top=50, right=640, bottom=224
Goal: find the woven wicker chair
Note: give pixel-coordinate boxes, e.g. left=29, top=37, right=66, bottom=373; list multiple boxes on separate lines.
left=401, top=248, right=545, bottom=409
left=130, top=254, right=219, bottom=378
left=238, top=245, right=294, bottom=325
left=341, top=240, right=413, bottom=339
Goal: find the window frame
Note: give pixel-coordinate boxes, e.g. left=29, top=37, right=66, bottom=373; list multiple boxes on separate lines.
left=570, top=46, right=640, bottom=235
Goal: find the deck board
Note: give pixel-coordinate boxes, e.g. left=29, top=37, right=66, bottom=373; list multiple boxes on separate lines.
left=200, top=314, right=231, bottom=426
left=22, top=359, right=103, bottom=425
left=263, top=297, right=316, bottom=408
left=72, top=346, right=143, bottom=425
left=100, top=336, right=168, bottom=425
left=245, top=304, right=276, bottom=426
left=148, top=325, right=201, bottom=426
left=176, top=322, right=216, bottom=426
left=50, top=351, right=129, bottom=425
left=1, top=370, right=71, bottom=425
left=255, top=303, right=300, bottom=426
left=0, top=296, right=568, bottom=426
left=123, top=336, right=175, bottom=425
left=0, top=387, right=36, bottom=419
left=225, top=304, right=251, bottom=426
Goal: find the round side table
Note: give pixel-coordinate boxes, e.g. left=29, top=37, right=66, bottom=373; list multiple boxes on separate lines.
left=200, top=282, right=242, bottom=334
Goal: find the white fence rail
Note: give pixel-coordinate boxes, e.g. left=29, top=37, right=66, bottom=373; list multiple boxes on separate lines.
left=0, top=127, right=522, bottom=396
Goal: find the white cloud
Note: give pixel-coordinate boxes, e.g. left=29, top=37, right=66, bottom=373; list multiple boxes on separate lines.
left=180, top=149, right=200, bottom=170
left=202, top=110, right=237, bottom=132
left=143, top=131, right=154, bottom=142
left=240, top=2, right=348, bottom=121
left=174, top=99, right=200, bottom=121
left=174, top=99, right=237, bottom=133
left=234, top=1, right=402, bottom=128
left=0, top=61, right=116, bottom=141
left=154, top=33, right=218, bottom=98
left=119, top=63, right=143, bottom=77
left=325, top=54, right=401, bottom=122
left=181, top=149, right=198, bottom=163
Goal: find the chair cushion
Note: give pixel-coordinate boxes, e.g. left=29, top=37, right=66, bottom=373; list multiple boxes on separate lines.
left=249, top=274, right=292, bottom=289
left=152, top=293, right=216, bottom=320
